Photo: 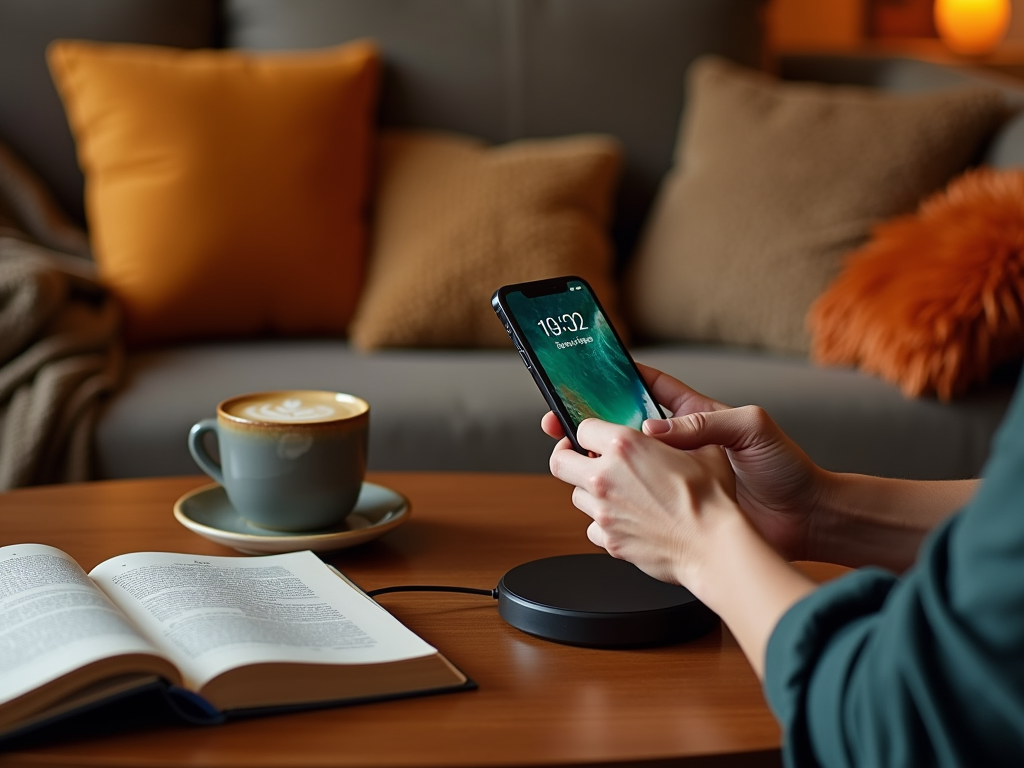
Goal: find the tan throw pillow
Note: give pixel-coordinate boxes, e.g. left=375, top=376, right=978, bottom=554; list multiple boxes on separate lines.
left=626, top=55, right=1006, bottom=355
left=349, top=130, right=623, bottom=349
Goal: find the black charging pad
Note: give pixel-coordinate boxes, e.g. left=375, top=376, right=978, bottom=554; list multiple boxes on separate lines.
left=497, top=553, right=718, bottom=648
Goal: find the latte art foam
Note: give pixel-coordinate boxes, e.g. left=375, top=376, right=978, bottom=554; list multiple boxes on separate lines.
left=244, top=399, right=335, bottom=422
left=223, top=391, right=367, bottom=425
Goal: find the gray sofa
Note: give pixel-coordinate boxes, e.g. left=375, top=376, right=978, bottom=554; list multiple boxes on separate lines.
left=2, top=0, right=1021, bottom=483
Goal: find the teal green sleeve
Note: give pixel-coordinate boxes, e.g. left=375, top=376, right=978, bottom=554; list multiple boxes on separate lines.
left=764, top=367, right=1024, bottom=768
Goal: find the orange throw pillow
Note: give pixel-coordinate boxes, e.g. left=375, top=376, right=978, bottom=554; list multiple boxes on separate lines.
left=808, top=167, right=1024, bottom=400
left=47, top=40, right=380, bottom=347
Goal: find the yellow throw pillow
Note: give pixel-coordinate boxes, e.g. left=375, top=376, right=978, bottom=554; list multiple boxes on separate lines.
left=48, top=40, right=380, bottom=347
left=627, top=56, right=1006, bottom=355
left=349, top=130, right=623, bottom=349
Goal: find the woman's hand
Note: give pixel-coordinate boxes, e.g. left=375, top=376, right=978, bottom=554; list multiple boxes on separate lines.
left=548, top=418, right=744, bottom=589
left=542, top=364, right=829, bottom=562
left=547, top=415, right=817, bottom=678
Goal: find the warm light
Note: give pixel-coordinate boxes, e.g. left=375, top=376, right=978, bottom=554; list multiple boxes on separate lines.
left=934, top=0, right=1011, bottom=56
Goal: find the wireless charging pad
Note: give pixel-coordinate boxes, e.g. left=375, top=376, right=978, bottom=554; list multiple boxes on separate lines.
left=497, top=553, right=718, bottom=648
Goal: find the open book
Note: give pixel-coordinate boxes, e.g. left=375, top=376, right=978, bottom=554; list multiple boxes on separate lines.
left=0, top=545, right=470, bottom=742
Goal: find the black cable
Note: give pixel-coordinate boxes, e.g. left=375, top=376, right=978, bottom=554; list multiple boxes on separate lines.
left=367, top=584, right=499, bottom=599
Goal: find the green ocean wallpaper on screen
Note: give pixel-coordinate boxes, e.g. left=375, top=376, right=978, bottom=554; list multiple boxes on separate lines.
left=506, top=281, right=661, bottom=430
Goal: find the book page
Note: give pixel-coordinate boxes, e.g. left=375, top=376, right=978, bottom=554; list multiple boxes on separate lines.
left=89, top=550, right=439, bottom=691
left=0, top=544, right=167, bottom=707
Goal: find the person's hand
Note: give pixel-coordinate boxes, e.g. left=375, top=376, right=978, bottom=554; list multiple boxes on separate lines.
left=548, top=418, right=745, bottom=588
left=544, top=374, right=822, bottom=675
left=541, top=364, right=828, bottom=561
left=540, top=364, right=731, bottom=440
left=539, top=363, right=728, bottom=440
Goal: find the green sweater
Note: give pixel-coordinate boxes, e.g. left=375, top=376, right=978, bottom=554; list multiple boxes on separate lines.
left=765, top=368, right=1024, bottom=768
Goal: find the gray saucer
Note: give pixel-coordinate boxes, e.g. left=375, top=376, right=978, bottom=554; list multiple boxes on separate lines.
left=173, top=482, right=410, bottom=554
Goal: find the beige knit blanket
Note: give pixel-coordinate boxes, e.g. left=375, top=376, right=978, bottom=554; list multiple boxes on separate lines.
left=0, top=142, right=121, bottom=490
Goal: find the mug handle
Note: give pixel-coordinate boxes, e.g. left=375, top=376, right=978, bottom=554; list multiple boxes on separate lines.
left=188, top=419, right=224, bottom=485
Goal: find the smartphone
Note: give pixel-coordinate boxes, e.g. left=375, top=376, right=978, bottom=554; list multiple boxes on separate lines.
left=492, top=275, right=663, bottom=454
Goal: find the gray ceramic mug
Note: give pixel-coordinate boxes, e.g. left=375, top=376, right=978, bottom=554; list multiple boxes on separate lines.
left=188, top=390, right=369, bottom=531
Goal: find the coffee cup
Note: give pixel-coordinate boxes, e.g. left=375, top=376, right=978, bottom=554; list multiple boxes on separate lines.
left=188, top=390, right=369, bottom=532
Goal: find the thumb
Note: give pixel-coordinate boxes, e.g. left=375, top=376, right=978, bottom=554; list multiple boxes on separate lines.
left=643, top=406, right=766, bottom=451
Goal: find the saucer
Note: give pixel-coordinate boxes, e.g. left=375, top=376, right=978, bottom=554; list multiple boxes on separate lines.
left=173, top=482, right=410, bottom=555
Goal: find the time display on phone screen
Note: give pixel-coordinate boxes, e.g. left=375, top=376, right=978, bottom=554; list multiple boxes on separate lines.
left=535, top=312, right=589, bottom=336
left=504, top=280, right=661, bottom=429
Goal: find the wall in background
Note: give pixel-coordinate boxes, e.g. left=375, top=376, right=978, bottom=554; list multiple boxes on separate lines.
left=766, top=0, right=865, bottom=49
left=767, top=0, right=1024, bottom=50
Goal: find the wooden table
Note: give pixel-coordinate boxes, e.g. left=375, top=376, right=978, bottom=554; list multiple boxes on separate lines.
left=0, top=473, right=845, bottom=768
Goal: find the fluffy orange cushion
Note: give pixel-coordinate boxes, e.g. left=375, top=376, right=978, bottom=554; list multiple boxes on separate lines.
left=47, top=40, right=379, bottom=347
left=808, top=167, right=1024, bottom=400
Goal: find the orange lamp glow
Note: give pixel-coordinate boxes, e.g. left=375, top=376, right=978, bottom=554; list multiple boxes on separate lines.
left=934, top=0, right=1012, bottom=56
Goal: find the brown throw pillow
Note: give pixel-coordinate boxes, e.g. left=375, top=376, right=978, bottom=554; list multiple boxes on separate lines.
left=808, top=167, right=1024, bottom=401
left=626, top=55, right=1007, bottom=355
left=349, top=130, right=623, bottom=349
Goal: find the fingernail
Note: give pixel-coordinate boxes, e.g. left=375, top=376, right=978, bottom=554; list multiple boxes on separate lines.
left=644, top=419, right=670, bottom=435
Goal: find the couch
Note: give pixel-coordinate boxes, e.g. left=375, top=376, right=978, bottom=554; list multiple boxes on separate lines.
left=1, top=0, right=1021, bottom=484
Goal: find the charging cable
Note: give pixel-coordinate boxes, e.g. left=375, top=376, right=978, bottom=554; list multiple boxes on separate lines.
left=367, top=585, right=499, bottom=599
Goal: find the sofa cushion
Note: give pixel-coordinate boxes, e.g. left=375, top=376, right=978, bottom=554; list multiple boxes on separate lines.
left=93, top=340, right=1016, bottom=481
left=809, top=167, right=1024, bottom=401
left=47, top=39, right=380, bottom=348
left=349, top=130, right=623, bottom=349
left=224, top=0, right=767, bottom=263
left=627, top=55, right=1007, bottom=355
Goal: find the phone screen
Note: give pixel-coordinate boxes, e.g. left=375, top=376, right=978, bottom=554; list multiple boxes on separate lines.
left=499, top=277, right=661, bottom=431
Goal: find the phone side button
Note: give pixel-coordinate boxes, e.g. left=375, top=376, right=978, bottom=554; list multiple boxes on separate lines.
left=518, top=350, right=531, bottom=370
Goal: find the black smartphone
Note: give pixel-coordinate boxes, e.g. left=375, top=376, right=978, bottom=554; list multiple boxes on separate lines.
left=492, top=275, right=663, bottom=454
